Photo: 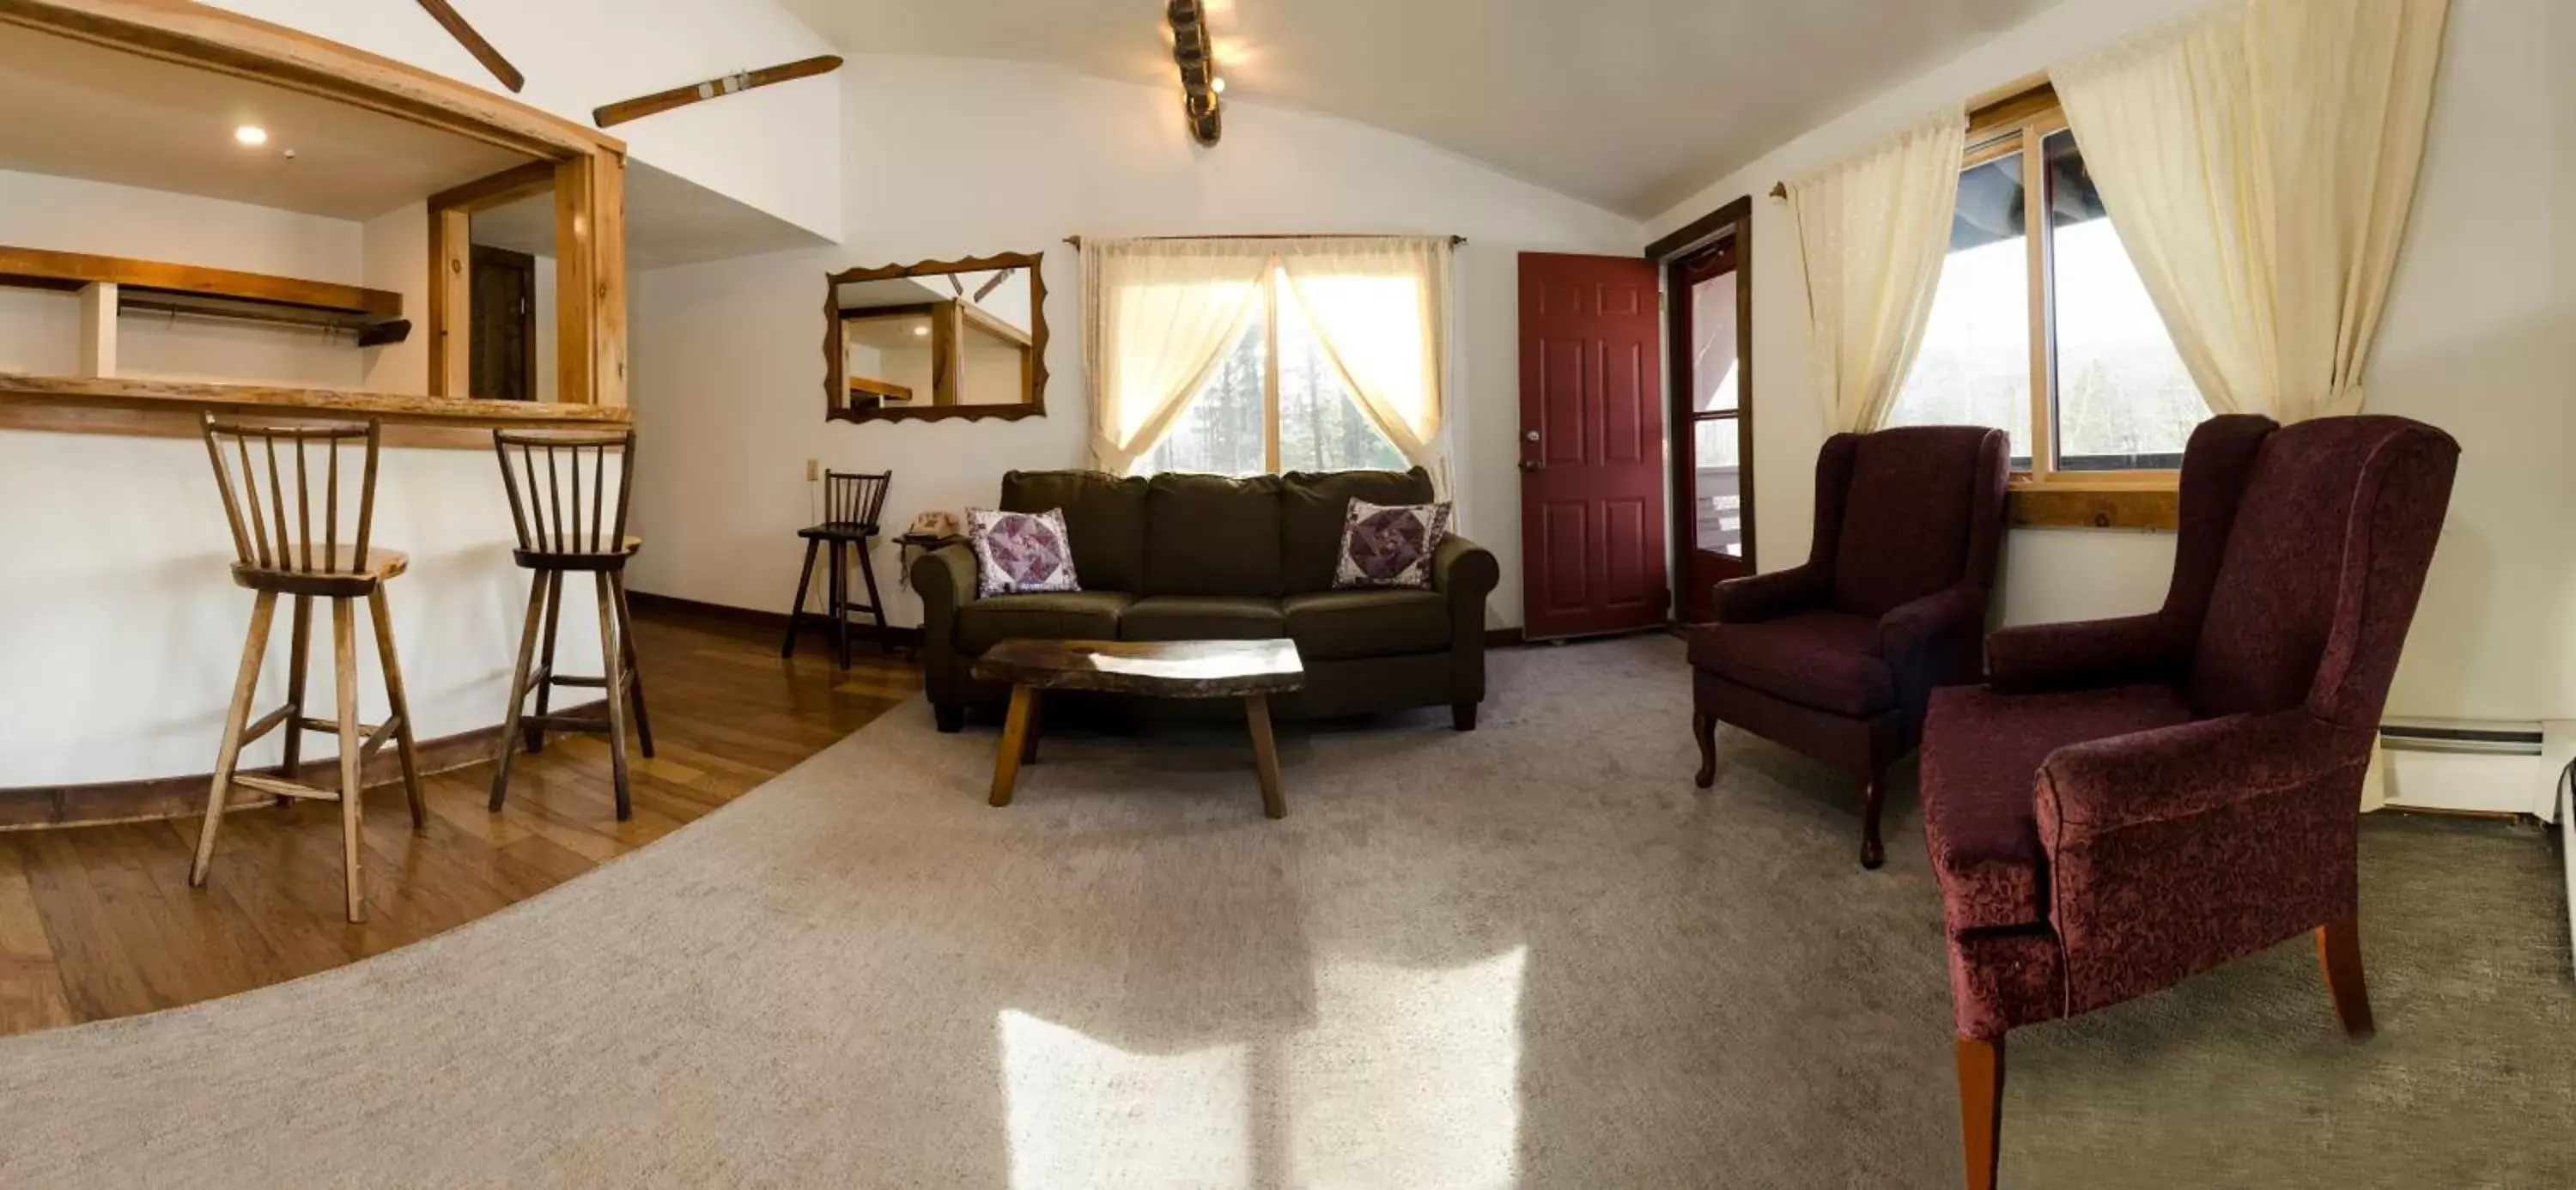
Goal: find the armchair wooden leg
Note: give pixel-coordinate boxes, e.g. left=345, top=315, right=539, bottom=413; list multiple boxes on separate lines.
left=2317, top=911, right=2376, bottom=1038
left=1692, top=712, right=1716, bottom=789
left=1955, top=1035, right=2004, bottom=1190
left=1858, top=770, right=1888, bottom=870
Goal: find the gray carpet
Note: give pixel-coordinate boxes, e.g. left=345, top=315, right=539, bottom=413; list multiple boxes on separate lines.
left=0, top=636, right=2567, bottom=1187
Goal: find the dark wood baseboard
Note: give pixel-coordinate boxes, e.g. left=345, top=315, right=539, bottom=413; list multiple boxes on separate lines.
left=1485, top=627, right=1528, bottom=648
left=626, top=589, right=921, bottom=651
left=0, top=701, right=607, bottom=832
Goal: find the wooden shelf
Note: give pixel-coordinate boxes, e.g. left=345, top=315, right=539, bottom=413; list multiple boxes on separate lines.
left=0, top=373, right=629, bottom=429
left=0, top=245, right=409, bottom=344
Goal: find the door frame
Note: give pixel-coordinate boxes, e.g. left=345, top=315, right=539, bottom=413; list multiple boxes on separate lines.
left=1644, top=195, right=1757, bottom=623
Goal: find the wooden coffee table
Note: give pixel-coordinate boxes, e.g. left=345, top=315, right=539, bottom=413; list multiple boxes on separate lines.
left=971, top=638, right=1306, bottom=818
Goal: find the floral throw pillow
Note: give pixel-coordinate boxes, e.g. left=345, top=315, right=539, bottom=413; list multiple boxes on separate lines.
left=968, top=507, right=1081, bottom=597
left=1333, top=499, right=1453, bottom=590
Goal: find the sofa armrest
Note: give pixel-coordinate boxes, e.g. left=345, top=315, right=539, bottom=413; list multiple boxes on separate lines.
left=1431, top=534, right=1499, bottom=606
left=1714, top=564, right=1829, bottom=624
left=1877, top=584, right=1987, bottom=674
left=2034, top=709, right=2373, bottom=1013
left=909, top=543, right=979, bottom=652
left=1986, top=613, right=2185, bottom=695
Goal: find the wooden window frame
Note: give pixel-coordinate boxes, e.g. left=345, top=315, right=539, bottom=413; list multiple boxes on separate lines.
left=1963, top=84, right=2182, bottom=530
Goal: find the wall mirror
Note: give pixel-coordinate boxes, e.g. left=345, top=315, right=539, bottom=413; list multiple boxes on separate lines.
left=824, top=252, right=1046, bottom=423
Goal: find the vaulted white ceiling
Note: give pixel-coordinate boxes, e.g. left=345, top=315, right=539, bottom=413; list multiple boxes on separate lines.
left=780, top=0, right=2061, bottom=216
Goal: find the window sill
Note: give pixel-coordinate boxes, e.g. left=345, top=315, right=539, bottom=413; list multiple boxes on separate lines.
left=2008, top=478, right=2178, bottom=531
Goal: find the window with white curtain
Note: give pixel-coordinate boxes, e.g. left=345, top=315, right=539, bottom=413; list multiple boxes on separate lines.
left=1139, top=264, right=1408, bottom=477
left=1884, top=88, right=2208, bottom=475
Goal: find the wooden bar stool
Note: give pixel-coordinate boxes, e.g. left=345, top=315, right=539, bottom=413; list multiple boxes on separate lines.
left=190, top=415, right=425, bottom=925
left=781, top=469, right=891, bottom=669
left=488, top=428, right=654, bottom=821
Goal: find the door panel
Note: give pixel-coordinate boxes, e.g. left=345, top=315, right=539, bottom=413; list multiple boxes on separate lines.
left=1519, top=252, right=1669, bottom=641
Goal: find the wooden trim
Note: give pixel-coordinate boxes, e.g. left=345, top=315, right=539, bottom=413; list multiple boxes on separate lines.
left=0, top=373, right=631, bottom=428
left=0, top=0, right=615, bottom=159
left=411, top=0, right=522, bottom=93
left=1642, top=193, right=1752, bottom=264
left=428, top=208, right=472, bottom=397
left=592, top=54, right=842, bottom=128
left=425, top=160, right=555, bottom=215
left=0, top=245, right=400, bottom=318
left=2008, top=482, right=2178, bottom=530
left=2021, top=124, right=2054, bottom=481
left=826, top=252, right=1048, bottom=426
left=847, top=376, right=914, bottom=403
left=928, top=298, right=961, bottom=406
left=956, top=300, right=1035, bottom=349
left=1483, top=627, right=1528, bottom=649
left=0, top=700, right=603, bottom=831
left=1261, top=269, right=1282, bottom=472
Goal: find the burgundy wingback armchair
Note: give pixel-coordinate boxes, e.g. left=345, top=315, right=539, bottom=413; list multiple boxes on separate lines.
left=1921, top=414, right=2459, bottom=1190
left=1688, top=425, right=2010, bottom=868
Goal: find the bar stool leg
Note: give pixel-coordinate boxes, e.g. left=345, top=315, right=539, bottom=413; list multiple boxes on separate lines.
left=829, top=540, right=853, bottom=671
left=854, top=536, right=890, bottom=655
left=781, top=537, right=819, bottom=659
left=594, top=572, right=635, bottom=822
left=191, top=590, right=277, bottom=888
left=490, top=570, right=551, bottom=813
left=610, top=571, right=654, bottom=759
left=331, top=596, right=368, bottom=924
left=280, top=593, right=313, bottom=788
left=528, top=568, right=563, bottom=754
left=368, top=589, right=428, bottom=829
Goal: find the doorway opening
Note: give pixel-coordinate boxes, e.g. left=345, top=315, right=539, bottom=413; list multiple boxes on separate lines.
left=1647, top=197, right=1756, bottom=624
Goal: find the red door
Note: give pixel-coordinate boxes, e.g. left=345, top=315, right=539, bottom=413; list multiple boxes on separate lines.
left=1518, top=252, right=1669, bottom=641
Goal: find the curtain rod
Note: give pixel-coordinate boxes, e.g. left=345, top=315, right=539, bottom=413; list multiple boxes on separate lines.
left=1062, top=233, right=1468, bottom=248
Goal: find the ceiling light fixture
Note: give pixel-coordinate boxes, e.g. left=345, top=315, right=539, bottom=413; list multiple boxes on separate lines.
left=913, top=325, right=930, bottom=337
left=1165, top=0, right=1222, bottom=147
left=234, top=124, right=269, bottom=147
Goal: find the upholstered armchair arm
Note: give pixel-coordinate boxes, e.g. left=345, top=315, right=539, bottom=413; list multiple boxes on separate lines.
left=1713, top=565, right=1830, bottom=624
left=2034, top=709, right=2374, bottom=1015
left=1877, top=584, right=1988, bottom=673
left=1986, top=613, right=2186, bottom=695
left=909, top=543, right=979, bottom=653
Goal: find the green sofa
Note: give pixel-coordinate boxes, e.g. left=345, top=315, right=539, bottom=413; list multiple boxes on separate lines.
left=913, top=467, right=1499, bottom=732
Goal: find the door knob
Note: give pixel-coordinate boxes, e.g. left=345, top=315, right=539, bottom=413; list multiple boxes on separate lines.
left=1524, top=430, right=1541, bottom=443
left=1519, top=458, right=1544, bottom=472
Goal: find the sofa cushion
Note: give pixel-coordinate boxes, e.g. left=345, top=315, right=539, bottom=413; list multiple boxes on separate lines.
left=1920, top=683, right=2196, bottom=932
left=1145, top=472, right=1285, bottom=597
left=1283, top=589, right=1449, bottom=660
left=1001, top=471, right=1149, bottom=594
left=1686, top=610, right=1893, bottom=718
left=1119, top=596, right=1285, bottom=642
left=1280, top=467, right=1436, bottom=593
left=957, top=591, right=1134, bottom=654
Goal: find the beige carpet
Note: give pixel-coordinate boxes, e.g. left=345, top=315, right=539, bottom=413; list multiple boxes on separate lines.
left=1, top=636, right=2568, bottom=1187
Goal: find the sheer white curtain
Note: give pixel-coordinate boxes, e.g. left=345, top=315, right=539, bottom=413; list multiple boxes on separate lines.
left=1788, top=110, right=1971, bottom=434
left=2052, top=0, right=2450, bottom=423
left=1274, top=236, right=1451, bottom=482
left=1081, top=237, right=1273, bottom=474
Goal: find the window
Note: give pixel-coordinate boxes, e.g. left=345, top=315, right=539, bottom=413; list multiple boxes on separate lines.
left=1137, top=265, right=1408, bottom=477
left=1885, top=88, right=2206, bottom=477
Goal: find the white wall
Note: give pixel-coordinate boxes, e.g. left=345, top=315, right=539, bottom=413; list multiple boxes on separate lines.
left=199, top=0, right=842, bottom=240
left=1644, top=0, right=2576, bottom=725
left=628, top=57, right=1642, bottom=628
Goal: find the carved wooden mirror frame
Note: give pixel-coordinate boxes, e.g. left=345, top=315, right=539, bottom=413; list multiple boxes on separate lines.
left=823, top=252, right=1048, bottom=425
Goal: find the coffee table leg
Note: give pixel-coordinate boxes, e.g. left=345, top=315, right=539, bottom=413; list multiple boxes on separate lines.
left=992, top=683, right=1036, bottom=807
left=1021, top=689, right=1044, bottom=765
left=1244, top=693, right=1285, bottom=819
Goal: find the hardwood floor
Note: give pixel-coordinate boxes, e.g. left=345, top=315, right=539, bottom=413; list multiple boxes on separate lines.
left=0, top=606, right=920, bottom=1039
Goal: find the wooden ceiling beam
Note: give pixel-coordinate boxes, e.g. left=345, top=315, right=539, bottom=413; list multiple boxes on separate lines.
left=413, top=0, right=522, bottom=93
left=592, top=54, right=842, bottom=129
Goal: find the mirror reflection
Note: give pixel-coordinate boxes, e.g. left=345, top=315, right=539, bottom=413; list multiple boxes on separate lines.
left=826, top=252, right=1046, bottom=423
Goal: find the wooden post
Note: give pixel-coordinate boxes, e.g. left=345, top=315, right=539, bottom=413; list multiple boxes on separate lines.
left=552, top=152, right=629, bottom=408
left=428, top=208, right=471, bottom=396
left=76, top=281, right=116, bottom=379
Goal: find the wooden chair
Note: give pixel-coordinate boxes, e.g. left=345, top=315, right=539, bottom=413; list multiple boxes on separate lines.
left=191, top=415, right=425, bottom=924
left=487, top=428, right=653, bottom=821
left=781, top=469, right=892, bottom=669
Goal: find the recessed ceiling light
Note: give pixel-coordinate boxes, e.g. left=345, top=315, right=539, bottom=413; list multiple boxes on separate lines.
left=913, top=325, right=930, bottom=337
left=1212, top=76, right=1227, bottom=94
left=234, top=125, right=269, bottom=147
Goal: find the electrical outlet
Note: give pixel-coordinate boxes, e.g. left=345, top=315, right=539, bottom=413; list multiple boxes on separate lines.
left=805, top=458, right=820, bottom=482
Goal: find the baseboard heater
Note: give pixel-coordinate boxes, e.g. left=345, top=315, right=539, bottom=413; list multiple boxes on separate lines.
left=2376, top=718, right=2571, bottom=820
